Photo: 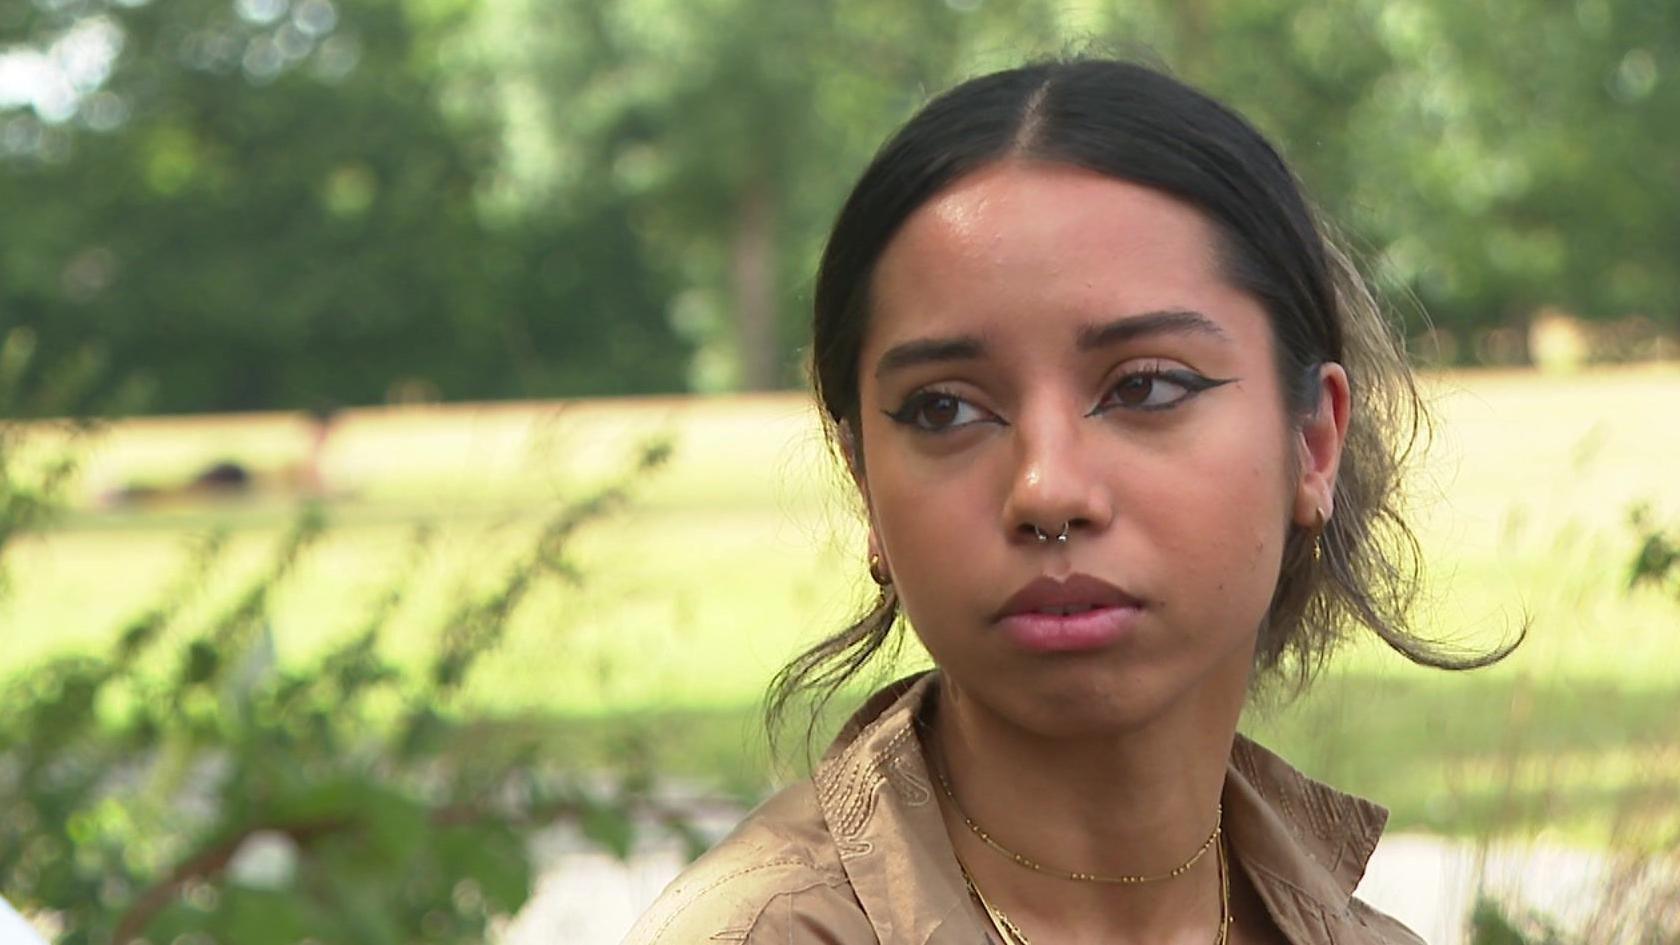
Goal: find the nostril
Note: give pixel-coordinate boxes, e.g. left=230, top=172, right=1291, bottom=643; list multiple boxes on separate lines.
left=1016, top=520, right=1078, bottom=544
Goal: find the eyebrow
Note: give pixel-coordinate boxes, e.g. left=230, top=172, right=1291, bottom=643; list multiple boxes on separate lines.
left=873, top=308, right=1230, bottom=379
left=1076, top=309, right=1231, bottom=350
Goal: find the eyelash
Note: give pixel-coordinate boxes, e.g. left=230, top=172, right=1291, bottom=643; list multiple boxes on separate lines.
left=1092, top=367, right=1231, bottom=414
left=884, top=368, right=1231, bottom=433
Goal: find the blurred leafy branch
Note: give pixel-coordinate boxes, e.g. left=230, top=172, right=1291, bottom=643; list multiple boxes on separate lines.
left=0, top=327, right=105, bottom=597
left=1468, top=850, right=1680, bottom=945
left=0, top=333, right=686, bottom=944
left=1628, top=503, right=1680, bottom=604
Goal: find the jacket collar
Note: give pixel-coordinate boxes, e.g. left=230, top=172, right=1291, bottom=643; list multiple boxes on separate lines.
left=811, top=672, right=1390, bottom=945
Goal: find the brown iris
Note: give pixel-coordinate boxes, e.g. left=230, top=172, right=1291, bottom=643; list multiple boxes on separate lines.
left=920, top=394, right=961, bottom=428
left=1113, top=375, right=1155, bottom=407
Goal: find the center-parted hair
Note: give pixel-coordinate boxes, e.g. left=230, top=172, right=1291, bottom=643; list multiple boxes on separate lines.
left=769, top=58, right=1515, bottom=746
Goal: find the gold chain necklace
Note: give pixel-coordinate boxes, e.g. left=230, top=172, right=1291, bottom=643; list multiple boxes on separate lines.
left=932, top=763, right=1223, bottom=884
left=959, top=836, right=1232, bottom=945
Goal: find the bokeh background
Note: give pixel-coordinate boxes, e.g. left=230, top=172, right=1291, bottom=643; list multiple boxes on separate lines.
left=2, top=1, right=1677, bottom=943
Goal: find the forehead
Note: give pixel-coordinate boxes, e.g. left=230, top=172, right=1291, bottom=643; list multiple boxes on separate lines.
left=865, top=161, right=1263, bottom=356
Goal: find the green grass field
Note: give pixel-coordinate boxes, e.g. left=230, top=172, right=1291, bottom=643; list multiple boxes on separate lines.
left=3, top=366, right=1678, bottom=847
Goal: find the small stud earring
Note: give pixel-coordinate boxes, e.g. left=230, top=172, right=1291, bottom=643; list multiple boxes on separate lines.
left=868, top=553, right=892, bottom=586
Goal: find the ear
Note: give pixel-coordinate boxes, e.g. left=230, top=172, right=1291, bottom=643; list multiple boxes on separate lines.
left=1292, top=362, right=1351, bottom=526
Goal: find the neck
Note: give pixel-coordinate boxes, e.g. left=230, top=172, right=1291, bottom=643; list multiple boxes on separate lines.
left=926, top=673, right=1244, bottom=944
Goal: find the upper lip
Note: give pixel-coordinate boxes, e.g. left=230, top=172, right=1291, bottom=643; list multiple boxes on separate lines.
left=994, top=573, right=1144, bottom=620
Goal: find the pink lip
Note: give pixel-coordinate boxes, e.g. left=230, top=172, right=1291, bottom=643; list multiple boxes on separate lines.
left=994, top=574, right=1147, bottom=653
left=1000, top=606, right=1145, bottom=652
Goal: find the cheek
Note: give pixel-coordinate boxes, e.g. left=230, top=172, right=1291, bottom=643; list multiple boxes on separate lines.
left=870, top=471, right=966, bottom=576
left=1142, top=420, right=1292, bottom=610
left=860, top=436, right=999, bottom=632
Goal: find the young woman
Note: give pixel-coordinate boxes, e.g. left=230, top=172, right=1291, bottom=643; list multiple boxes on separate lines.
left=626, top=58, right=1505, bottom=945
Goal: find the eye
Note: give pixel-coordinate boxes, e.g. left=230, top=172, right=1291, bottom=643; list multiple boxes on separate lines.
left=1094, top=368, right=1232, bottom=414
left=884, top=390, right=998, bottom=433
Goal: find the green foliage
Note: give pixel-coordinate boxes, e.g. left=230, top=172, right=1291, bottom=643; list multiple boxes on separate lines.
left=1470, top=898, right=1567, bottom=945
left=1628, top=504, right=1680, bottom=602
left=1469, top=858, right=1680, bottom=945
left=0, top=384, right=680, bottom=941
left=6, top=0, right=1675, bottom=410
left=477, top=0, right=1680, bottom=386
left=0, top=327, right=106, bottom=598
left=1, top=0, right=688, bottom=412
left=473, top=0, right=1079, bottom=388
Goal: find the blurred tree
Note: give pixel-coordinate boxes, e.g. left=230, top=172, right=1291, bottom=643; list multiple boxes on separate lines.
left=3, top=0, right=1676, bottom=406
left=474, top=0, right=1678, bottom=386
left=0, top=0, right=688, bottom=412
left=1313, top=0, right=1680, bottom=339
left=1150, top=0, right=1679, bottom=342
left=468, top=0, right=1085, bottom=390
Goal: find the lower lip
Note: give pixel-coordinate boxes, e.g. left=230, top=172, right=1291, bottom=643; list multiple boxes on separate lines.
left=999, top=605, right=1145, bottom=652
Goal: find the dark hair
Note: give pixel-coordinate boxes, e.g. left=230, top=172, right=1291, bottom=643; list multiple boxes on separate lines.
left=768, top=58, right=1516, bottom=743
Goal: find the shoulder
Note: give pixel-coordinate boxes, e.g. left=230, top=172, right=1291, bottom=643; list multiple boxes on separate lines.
left=621, top=779, right=876, bottom=945
left=1226, top=736, right=1427, bottom=945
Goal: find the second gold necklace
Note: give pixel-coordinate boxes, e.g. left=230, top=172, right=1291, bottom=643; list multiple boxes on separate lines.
left=932, top=763, right=1223, bottom=884
left=958, top=837, right=1231, bottom=945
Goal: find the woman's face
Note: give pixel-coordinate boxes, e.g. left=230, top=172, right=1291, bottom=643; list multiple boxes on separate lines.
left=853, top=160, right=1344, bottom=738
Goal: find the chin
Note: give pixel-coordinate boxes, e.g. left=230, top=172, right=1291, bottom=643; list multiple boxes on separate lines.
left=974, top=646, right=1254, bottom=741
left=995, top=670, right=1190, bottom=739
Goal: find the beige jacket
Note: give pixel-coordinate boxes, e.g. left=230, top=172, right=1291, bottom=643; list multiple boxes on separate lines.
left=625, top=673, right=1424, bottom=944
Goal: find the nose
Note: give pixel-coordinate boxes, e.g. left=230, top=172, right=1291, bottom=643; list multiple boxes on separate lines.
left=1000, top=401, right=1114, bottom=546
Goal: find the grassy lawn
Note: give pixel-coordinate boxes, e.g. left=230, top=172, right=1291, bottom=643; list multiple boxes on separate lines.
left=3, top=366, right=1678, bottom=847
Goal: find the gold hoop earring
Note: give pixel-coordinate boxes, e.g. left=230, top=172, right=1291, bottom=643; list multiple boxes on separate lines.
left=868, top=553, right=892, bottom=586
